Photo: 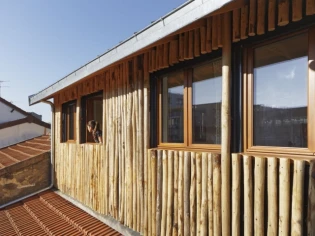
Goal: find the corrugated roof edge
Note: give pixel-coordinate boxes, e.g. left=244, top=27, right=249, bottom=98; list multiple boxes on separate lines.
left=29, top=0, right=234, bottom=105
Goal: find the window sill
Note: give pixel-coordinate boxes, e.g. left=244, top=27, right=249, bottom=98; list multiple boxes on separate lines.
left=156, top=145, right=221, bottom=153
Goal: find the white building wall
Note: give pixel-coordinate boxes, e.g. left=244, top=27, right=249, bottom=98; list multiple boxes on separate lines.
left=0, top=102, right=26, bottom=123
left=0, top=123, right=50, bottom=148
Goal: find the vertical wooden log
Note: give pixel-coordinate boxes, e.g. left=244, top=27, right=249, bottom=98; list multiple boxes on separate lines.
left=148, top=150, right=153, bottom=236
left=156, top=150, right=163, bottom=236
left=278, top=0, right=290, bottom=26
left=291, top=160, right=305, bottom=236
left=212, top=16, right=218, bottom=50
left=278, top=158, right=290, bottom=236
left=173, top=151, right=179, bottom=236
left=267, top=158, right=278, bottom=236
left=292, top=0, right=302, bottom=22
left=232, top=154, right=240, bottom=236
left=213, top=154, right=221, bottom=236
left=249, top=0, right=256, bottom=36
left=217, top=15, right=223, bottom=48
left=179, top=34, right=185, bottom=61
left=184, top=32, right=190, bottom=60
left=196, top=153, right=202, bottom=236
left=163, top=43, right=169, bottom=68
left=221, top=12, right=231, bottom=236
left=200, top=26, right=207, bottom=54
left=200, top=153, right=208, bottom=236
left=308, top=161, right=315, bottom=236
left=190, top=153, right=197, bottom=236
left=152, top=150, right=157, bottom=236
left=184, top=151, right=191, bottom=236
left=257, top=0, right=266, bottom=35
left=254, top=157, right=266, bottom=236
left=161, top=150, right=168, bottom=236
left=166, top=151, right=174, bottom=236
left=188, top=30, right=194, bottom=59
left=208, top=154, right=213, bottom=236
left=170, top=39, right=179, bottom=65
left=178, top=151, right=184, bottom=236
left=306, top=0, right=315, bottom=15
left=240, top=5, right=249, bottom=39
left=233, top=9, right=241, bottom=42
left=152, top=48, right=157, bottom=72
left=244, top=155, right=253, bottom=236
left=268, top=0, right=276, bottom=31
left=194, top=28, right=201, bottom=57
left=206, top=17, right=212, bottom=53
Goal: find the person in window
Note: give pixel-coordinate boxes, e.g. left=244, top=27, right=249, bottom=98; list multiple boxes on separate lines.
left=87, top=120, right=103, bottom=143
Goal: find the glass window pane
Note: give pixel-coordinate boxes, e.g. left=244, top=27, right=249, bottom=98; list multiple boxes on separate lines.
left=162, top=71, right=184, bottom=143
left=192, top=59, right=222, bottom=144
left=253, top=33, right=308, bottom=147
left=68, top=104, right=75, bottom=140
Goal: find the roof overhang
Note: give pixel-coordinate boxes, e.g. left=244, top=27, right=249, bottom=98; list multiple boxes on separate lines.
left=29, top=0, right=239, bottom=105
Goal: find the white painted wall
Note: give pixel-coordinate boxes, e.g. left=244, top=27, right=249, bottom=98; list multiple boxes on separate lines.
left=0, top=123, right=50, bottom=148
left=0, top=102, right=26, bottom=124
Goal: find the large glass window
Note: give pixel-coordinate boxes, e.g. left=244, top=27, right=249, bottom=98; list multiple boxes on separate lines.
left=61, top=100, right=77, bottom=142
left=159, top=59, right=222, bottom=149
left=245, top=30, right=315, bottom=154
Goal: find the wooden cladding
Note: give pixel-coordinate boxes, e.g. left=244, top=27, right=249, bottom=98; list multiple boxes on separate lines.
left=232, top=0, right=315, bottom=42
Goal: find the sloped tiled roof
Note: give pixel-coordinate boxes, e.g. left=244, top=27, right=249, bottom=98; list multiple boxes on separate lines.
left=0, top=190, right=120, bottom=235
left=0, top=135, right=50, bottom=169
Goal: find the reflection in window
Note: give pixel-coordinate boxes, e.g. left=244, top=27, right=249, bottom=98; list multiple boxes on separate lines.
left=192, top=60, right=222, bottom=144
left=61, top=100, right=76, bottom=142
left=162, top=71, right=184, bottom=143
left=253, top=33, right=308, bottom=147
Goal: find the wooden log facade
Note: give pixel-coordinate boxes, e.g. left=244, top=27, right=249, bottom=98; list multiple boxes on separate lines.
left=52, top=0, right=315, bottom=235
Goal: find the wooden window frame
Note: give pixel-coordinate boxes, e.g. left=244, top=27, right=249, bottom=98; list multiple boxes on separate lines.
left=61, top=100, right=77, bottom=143
left=243, top=28, right=315, bottom=156
left=157, top=59, right=222, bottom=151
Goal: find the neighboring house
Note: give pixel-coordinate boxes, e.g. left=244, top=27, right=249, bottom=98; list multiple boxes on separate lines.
left=22, top=0, right=315, bottom=235
left=0, top=97, right=50, bottom=148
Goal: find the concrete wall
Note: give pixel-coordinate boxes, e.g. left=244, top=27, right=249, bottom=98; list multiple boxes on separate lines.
left=0, top=152, right=50, bottom=205
left=0, top=123, right=50, bottom=148
left=0, top=102, right=26, bottom=123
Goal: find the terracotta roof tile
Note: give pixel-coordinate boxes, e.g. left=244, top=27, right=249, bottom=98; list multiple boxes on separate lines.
left=0, top=135, right=50, bottom=169
left=0, top=190, right=121, bottom=236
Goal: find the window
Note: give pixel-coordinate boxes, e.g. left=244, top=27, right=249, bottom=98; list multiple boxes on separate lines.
left=159, top=59, right=222, bottom=149
left=81, top=91, right=103, bottom=143
left=245, top=29, right=315, bottom=154
left=61, top=100, right=77, bottom=142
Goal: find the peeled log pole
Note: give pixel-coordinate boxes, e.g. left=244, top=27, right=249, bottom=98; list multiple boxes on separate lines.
left=308, top=161, right=315, bottom=236
left=267, top=158, right=278, bottom=236
left=190, top=153, right=196, bottom=236
left=200, top=153, right=208, bottom=236
left=278, top=158, right=290, bottom=236
left=173, top=151, right=179, bottom=236
left=213, top=154, right=221, bottom=236
left=166, top=151, right=174, bottom=236
left=156, top=150, right=163, bottom=236
left=244, top=155, right=253, bottom=236
left=221, top=12, right=231, bottom=236
left=232, top=154, right=240, bottom=236
left=161, top=150, right=168, bottom=236
left=291, top=160, right=305, bottom=236
left=184, top=152, right=191, bottom=236
left=196, top=153, right=202, bottom=236
left=178, top=151, right=184, bottom=236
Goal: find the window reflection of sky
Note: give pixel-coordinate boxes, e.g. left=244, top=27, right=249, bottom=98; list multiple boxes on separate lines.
left=168, top=85, right=183, bottom=95
left=254, top=56, right=307, bottom=108
left=193, top=76, right=222, bottom=105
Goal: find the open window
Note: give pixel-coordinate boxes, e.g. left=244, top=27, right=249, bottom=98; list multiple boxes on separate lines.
left=61, top=100, right=77, bottom=142
left=158, top=58, right=222, bottom=150
left=244, top=29, right=315, bottom=155
left=80, top=91, right=103, bottom=143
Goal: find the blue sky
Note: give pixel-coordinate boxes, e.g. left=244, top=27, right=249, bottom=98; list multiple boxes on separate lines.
left=0, top=0, right=186, bottom=122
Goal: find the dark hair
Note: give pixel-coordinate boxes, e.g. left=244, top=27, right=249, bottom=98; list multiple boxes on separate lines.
left=87, top=120, right=100, bottom=133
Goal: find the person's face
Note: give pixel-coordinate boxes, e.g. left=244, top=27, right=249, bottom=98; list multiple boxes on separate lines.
left=87, top=125, right=92, bottom=133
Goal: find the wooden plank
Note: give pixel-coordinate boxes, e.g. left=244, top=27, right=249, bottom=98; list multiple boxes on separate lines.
left=163, top=43, right=169, bottom=68
left=206, top=17, right=212, bottom=53
left=233, top=9, right=241, bottom=42
left=184, top=32, right=189, bottom=60
left=291, top=160, right=305, bottom=236
left=244, top=155, right=253, bottom=236
left=208, top=153, right=213, bottom=236
left=151, top=150, right=157, bottom=236
left=148, top=150, right=152, bottom=236
left=232, top=154, right=240, bottom=236
left=184, top=151, right=191, bottom=236
left=194, top=28, right=201, bottom=57
left=306, top=0, right=315, bottom=15
left=196, top=153, right=202, bottom=236
left=213, top=154, right=221, bottom=236
left=170, top=39, right=179, bottom=65
left=156, top=150, right=163, bottom=236
left=151, top=48, right=156, bottom=72
left=200, top=153, right=208, bottom=236
left=248, top=0, right=256, bottom=36
left=217, top=15, right=223, bottom=48
left=292, top=0, right=302, bottom=22
left=268, top=0, right=276, bottom=31
left=278, top=158, right=290, bottom=236
left=173, top=151, right=179, bottom=236
left=212, top=16, right=218, bottom=50
left=278, top=0, right=289, bottom=26
left=179, top=34, right=185, bottom=61
left=161, top=150, right=168, bottom=236
left=200, top=26, right=207, bottom=54
left=257, top=0, right=266, bottom=35
left=166, top=150, right=174, bottom=236
left=190, top=152, right=196, bottom=236
left=308, top=161, right=315, bottom=236
left=240, top=5, right=249, bottom=39
left=254, top=157, right=266, bottom=236
left=178, top=151, right=184, bottom=236
left=267, top=158, right=278, bottom=236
